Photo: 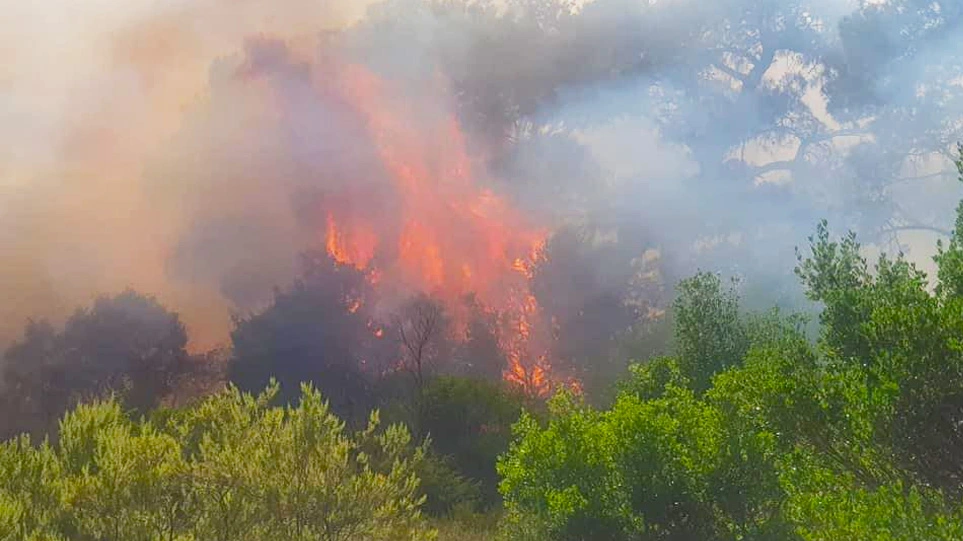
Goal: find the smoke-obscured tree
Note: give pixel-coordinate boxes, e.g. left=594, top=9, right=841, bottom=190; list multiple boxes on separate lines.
left=451, top=296, right=507, bottom=383
left=0, top=320, right=65, bottom=439
left=498, top=163, right=963, bottom=539
left=229, top=251, right=379, bottom=423
left=365, top=0, right=963, bottom=273
left=1, top=290, right=189, bottom=439
left=794, top=200, right=963, bottom=494
left=165, top=347, right=230, bottom=408
left=820, top=1, right=963, bottom=242
left=532, top=224, right=666, bottom=401
left=60, top=291, right=189, bottom=411
left=672, top=272, right=750, bottom=394
left=394, top=294, right=450, bottom=394
left=382, top=294, right=452, bottom=440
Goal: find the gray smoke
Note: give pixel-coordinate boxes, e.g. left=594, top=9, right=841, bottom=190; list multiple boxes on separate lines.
left=3, top=0, right=963, bottom=351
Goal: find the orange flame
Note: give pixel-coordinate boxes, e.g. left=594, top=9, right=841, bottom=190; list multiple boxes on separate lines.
left=315, top=61, right=564, bottom=396
left=325, top=212, right=377, bottom=270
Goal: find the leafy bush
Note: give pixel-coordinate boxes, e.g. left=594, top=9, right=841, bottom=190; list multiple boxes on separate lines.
left=498, top=168, right=963, bottom=539
left=417, top=377, right=526, bottom=505
left=0, top=383, right=436, bottom=541
left=416, top=451, right=484, bottom=517
left=498, top=385, right=789, bottom=540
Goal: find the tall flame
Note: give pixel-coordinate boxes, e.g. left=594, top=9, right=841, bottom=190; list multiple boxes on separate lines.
left=325, top=212, right=377, bottom=270
left=313, top=61, right=563, bottom=395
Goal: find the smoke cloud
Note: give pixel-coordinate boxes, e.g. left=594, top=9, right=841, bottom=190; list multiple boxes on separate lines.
left=0, top=0, right=379, bottom=348
left=3, top=0, right=963, bottom=353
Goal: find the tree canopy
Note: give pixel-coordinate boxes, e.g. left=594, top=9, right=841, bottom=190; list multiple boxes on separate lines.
left=496, top=151, right=963, bottom=540
left=1, top=290, right=190, bottom=439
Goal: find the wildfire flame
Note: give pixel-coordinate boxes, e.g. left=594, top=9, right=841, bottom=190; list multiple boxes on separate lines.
left=310, top=60, right=567, bottom=396
left=325, top=212, right=377, bottom=270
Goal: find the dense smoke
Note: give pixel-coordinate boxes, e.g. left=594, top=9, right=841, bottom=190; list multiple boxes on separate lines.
left=4, top=0, right=963, bottom=356
left=0, top=0, right=379, bottom=348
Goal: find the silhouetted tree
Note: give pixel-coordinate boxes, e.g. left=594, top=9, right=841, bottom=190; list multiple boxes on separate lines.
left=394, top=295, right=450, bottom=393
left=532, top=225, right=665, bottom=399
left=228, top=251, right=378, bottom=423
left=1, top=320, right=66, bottom=439
left=455, top=299, right=507, bottom=382
left=1, top=290, right=189, bottom=439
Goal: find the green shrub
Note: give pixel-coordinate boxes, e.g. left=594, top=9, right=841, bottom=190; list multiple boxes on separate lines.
left=0, top=383, right=436, bottom=541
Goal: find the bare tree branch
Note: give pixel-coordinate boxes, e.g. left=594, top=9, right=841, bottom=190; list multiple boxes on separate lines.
left=888, top=171, right=956, bottom=186
left=395, top=296, right=446, bottom=391
left=879, top=225, right=952, bottom=237
left=750, top=160, right=796, bottom=177
left=712, top=62, right=746, bottom=83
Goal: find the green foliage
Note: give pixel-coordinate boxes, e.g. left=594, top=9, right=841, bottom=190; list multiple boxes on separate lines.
left=0, top=436, right=65, bottom=540
left=783, top=462, right=963, bottom=541
left=0, top=384, right=436, bottom=541
left=672, top=272, right=749, bottom=393
left=498, top=293, right=963, bottom=539
left=416, top=377, right=526, bottom=507
left=498, top=385, right=791, bottom=540
left=378, top=376, right=527, bottom=517
left=415, top=452, right=484, bottom=518
left=498, top=392, right=624, bottom=540
left=795, top=207, right=963, bottom=493
left=934, top=143, right=963, bottom=302
left=618, top=356, right=688, bottom=400
left=432, top=510, right=500, bottom=541
left=499, top=158, right=963, bottom=539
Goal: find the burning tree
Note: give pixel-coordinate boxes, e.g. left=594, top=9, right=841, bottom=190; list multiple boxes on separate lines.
left=305, top=57, right=574, bottom=397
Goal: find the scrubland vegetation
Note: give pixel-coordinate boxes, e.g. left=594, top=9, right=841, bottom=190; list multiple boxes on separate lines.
left=7, top=0, right=963, bottom=539
left=8, top=168, right=963, bottom=539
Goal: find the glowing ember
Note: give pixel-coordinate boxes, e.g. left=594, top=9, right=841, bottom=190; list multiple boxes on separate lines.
left=313, top=60, right=567, bottom=396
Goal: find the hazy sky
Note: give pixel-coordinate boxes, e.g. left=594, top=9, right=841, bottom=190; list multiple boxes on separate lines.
left=1, top=0, right=959, bottom=351
left=0, top=0, right=380, bottom=348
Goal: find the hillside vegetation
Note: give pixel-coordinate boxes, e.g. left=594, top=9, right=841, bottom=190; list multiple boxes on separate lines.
left=8, top=167, right=963, bottom=540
